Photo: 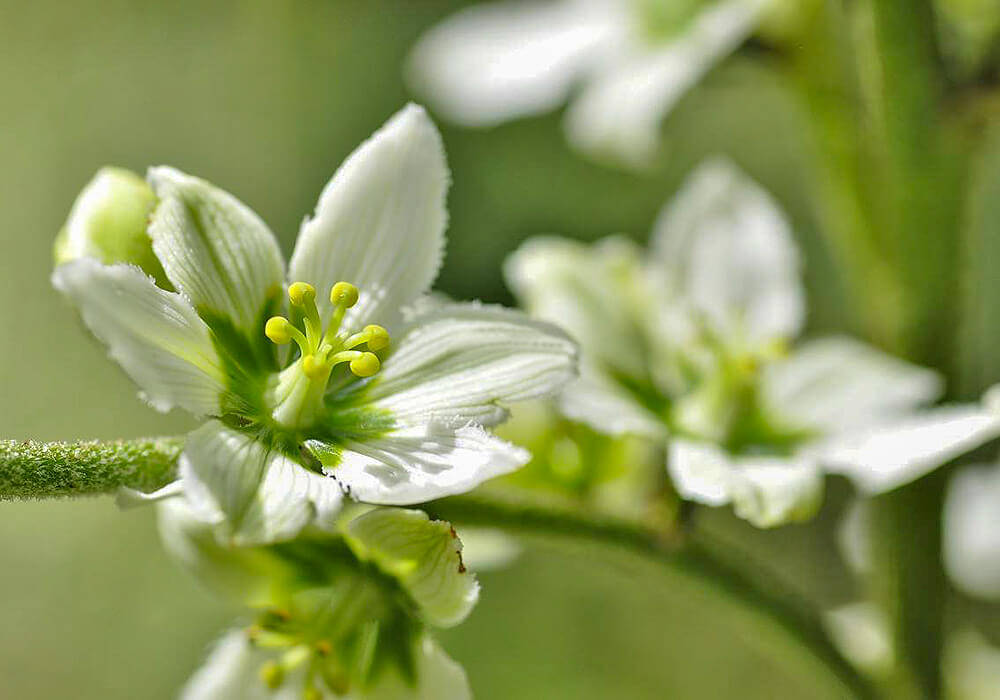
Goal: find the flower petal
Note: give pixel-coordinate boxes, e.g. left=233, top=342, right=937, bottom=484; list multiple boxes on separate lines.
left=287, top=105, right=449, bottom=335
left=319, top=423, right=529, bottom=505
left=181, top=630, right=292, bottom=700
left=345, top=507, right=479, bottom=627
left=559, top=370, right=666, bottom=439
left=818, top=406, right=1000, bottom=494
left=147, top=166, right=285, bottom=336
left=365, top=636, right=472, bottom=700
left=564, top=0, right=765, bottom=168
left=52, top=258, right=227, bottom=415
left=764, top=336, right=942, bottom=433
left=649, top=158, right=803, bottom=344
left=180, top=421, right=343, bottom=545
left=505, top=235, right=650, bottom=379
left=361, top=303, right=577, bottom=428
left=407, top=0, right=628, bottom=126
left=668, top=438, right=822, bottom=528
left=944, top=463, right=1000, bottom=599
left=824, top=603, right=894, bottom=676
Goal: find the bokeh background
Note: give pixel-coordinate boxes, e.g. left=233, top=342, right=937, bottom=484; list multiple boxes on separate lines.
left=4, top=1, right=994, bottom=698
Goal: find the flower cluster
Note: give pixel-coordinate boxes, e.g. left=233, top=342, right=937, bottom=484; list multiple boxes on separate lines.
left=53, top=105, right=577, bottom=697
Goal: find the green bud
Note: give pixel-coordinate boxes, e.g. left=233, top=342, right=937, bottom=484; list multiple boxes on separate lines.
left=54, top=167, right=167, bottom=284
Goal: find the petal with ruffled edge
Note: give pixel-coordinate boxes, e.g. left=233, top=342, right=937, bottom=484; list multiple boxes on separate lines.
left=407, top=0, right=628, bottom=127
left=309, top=423, right=528, bottom=506
left=649, top=157, right=803, bottom=344
left=559, top=370, right=666, bottom=439
left=817, top=405, right=1000, bottom=495
left=147, top=167, right=285, bottom=337
left=52, top=258, right=227, bottom=415
left=357, top=304, right=577, bottom=428
left=764, top=336, right=942, bottom=434
left=287, top=105, right=448, bottom=335
left=944, top=463, right=1000, bottom=600
left=345, top=508, right=479, bottom=627
left=668, top=438, right=822, bottom=528
left=565, top=0, right=765, bottom=168
left=182, top=631, right=470, bottom=700
left=180, top=421, right=343, bottom=545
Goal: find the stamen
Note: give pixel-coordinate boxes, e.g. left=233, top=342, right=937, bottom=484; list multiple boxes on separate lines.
left=329, top=350, right=380, bottom=378
left=265, top=316, right=309, bottom=355
left=289, top=281, right=323, bottom=345
left=342, top=324, right=390, bottom=351
left=330, top=281, right=359, bottom=308
left=259, top=661, right=285, bottom=689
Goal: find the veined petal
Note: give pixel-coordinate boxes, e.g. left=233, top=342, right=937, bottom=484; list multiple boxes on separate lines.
left=565, top=0, right=765, bottom=168
left=818, top=405, right=1000, bottom=494
left=147, top=166, right=285, bottom=335
left=362, top=303, right=577, bottom=428
left=668, top=438, right=822, bottom=527
left=559, top=369, right=666, bottom=439
left=52, top=258, right=227, bottom=415
left=649, top=157, right=803, bottom=344
left=180, top=421, right=343, bottom=545
left=944, top=463, right=1000, bottom=599
left=323, top=423, right=529, bottom=505
left=505, top=235, right=649, bottom=379
left=287, top=105, right=449, bottom=335
left=764, top=336, right=942, bottom=433
left=345, top=508, right=479, bottom=627
left=407, top=0, right=629, bottom=126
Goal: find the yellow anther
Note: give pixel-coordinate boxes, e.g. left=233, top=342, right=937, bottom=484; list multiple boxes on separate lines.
left=259, top=661, right=285, bottom=690
left=330, top=281, right=359, bottom=308
left=302, top=354, right=329, bottom=380
left=349, top=352, right=380, bottom=378
left=288, top=282, right=316, bottom=307
left=364, top=324, right=390, bottom=351
left=265, top=316, right=293, bottom=344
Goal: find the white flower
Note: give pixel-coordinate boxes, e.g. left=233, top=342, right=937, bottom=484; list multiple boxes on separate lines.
left=505, top=158, right=1000, bottom=526
left=944, top=458, right=1000, bottom=600
left=160, top=499, right=475, bottom=699
left=408, top=0, right=771, bottom=168
left=53, top=104, right=577, bottom=544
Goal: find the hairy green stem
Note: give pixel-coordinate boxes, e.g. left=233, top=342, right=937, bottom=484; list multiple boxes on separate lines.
left=0, top=438, right=183, bottom=499
left=428, top=491, right=874, bottom=700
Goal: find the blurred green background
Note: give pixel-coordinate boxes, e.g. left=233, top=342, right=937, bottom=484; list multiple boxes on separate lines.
left=0, top=1, right=921, bottom=697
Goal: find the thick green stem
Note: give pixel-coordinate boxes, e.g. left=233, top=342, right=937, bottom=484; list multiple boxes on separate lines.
left=428, top=491, right=875, bottom=700
left=0, top=438, right=183, bottom=499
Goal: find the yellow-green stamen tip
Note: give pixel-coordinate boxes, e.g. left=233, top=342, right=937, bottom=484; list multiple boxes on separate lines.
left=364, top=324, right=390, bottom=351
left=288, top=281, right=316, bottom=307
left=302, top=354, right=328, bottom=380
left=259, top=661, right=285, bottom=690
left=350, top=352, right=380, bottom=377
left=265, top=316, right=293, bottom=344
left=330, top=281, right=359, bottom=307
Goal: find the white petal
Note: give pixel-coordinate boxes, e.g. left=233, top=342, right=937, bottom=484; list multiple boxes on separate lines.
left=345, top=508, right=479, bottom=627
left=650, top=157, right=803, bottom=344
left=287, top=104, right=449, bottom=335
left=181, top=630, right=303, bottom=700
left=147, top=166, right=285, bottom=335
left=407, top=0, right=628, bottom=126
left=944, top=630, right=1000, bottom=700
left=824, top=603, right=894, bottom=676
left=360, top=303, right=576, bottom=428
left=116, top=480, right=184, bottom=509
left=505, top=235, right=650, bottom=379
left=764, top=336, right=942, bottom=433
left=180, top=421, right=343, bottom=545
left=453, top=527, right=522, bottom=571
left=837, top=498, right=871, bottom=576
left=327, top=423, right=529, bottom=505
left=668, top=439, right=822, bottom=527
left=365, top=636, right=472, bottom=700
left=818, top=405, right=1000, bottom=494
left=565, top=0, right=765, bottom=167
left=52, top=258, right=227, bottom=415
left=944, top=463, right=1000, bottom=599
left=559, top=370, right=665, bottom=439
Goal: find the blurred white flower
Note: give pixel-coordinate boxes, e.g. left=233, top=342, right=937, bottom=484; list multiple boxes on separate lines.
left=506, top=158, right=1000, bottom=526
left=408, top=0, right=770, bottom=168
left=944, top=459, right=1000, bottom=599
left=53, top=104, right=577, bottom=545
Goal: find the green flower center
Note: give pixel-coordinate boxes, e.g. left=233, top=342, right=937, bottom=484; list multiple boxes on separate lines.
left=266, top=280, right=390, bottom=429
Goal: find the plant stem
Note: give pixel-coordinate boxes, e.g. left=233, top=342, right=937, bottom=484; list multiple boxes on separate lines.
left=427, top=490, right=875, bottom=700
left=0, top=438, right=183, bottom=499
